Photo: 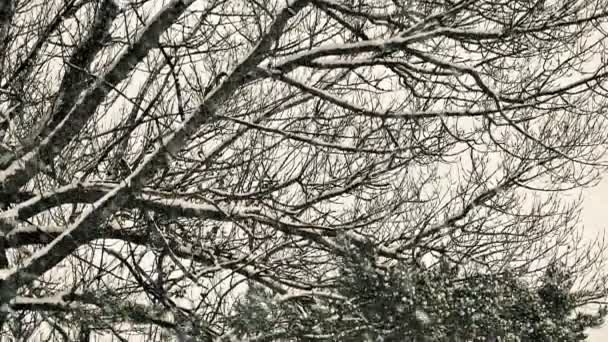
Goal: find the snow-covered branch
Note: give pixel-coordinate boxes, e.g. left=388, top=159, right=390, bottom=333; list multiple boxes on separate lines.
left=9, top=293, right=177, bottom=329
left=0, top=0, right=199, bottom=193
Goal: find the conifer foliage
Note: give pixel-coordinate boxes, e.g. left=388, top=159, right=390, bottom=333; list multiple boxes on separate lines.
left=231, top=241, right=607, bottom=341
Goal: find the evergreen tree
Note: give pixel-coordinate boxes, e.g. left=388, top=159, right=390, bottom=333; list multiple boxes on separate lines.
left=229, top=243, right=607, bottom=341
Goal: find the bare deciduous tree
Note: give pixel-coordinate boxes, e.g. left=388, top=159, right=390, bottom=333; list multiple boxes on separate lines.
left=1, top=0, right=608, bottom=340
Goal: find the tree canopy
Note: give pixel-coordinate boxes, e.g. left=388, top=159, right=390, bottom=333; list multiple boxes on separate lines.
left=1, top=0, right=608, bottom=340
left=231, top=241, right=607, bottom=341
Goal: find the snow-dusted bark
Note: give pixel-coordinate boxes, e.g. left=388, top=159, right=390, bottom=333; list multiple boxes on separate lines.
left=0, top=0, right=311, bottom=309
left=37, top=0, right=121, bottom=140
left=0, top=0, right=200, bottom=193
left=10, top=293, right=178, bottom=330
left=0, top=0, right=13, bottom=49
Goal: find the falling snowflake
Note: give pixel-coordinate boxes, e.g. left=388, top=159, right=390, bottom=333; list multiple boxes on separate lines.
left=415, top=309, right=431, bottom=325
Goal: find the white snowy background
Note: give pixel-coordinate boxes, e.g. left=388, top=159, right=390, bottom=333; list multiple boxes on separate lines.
left=582, top=177, right=608, bottom=341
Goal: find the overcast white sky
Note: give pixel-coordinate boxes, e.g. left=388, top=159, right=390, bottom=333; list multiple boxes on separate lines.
left=580, top=176, right=608, bottom=341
